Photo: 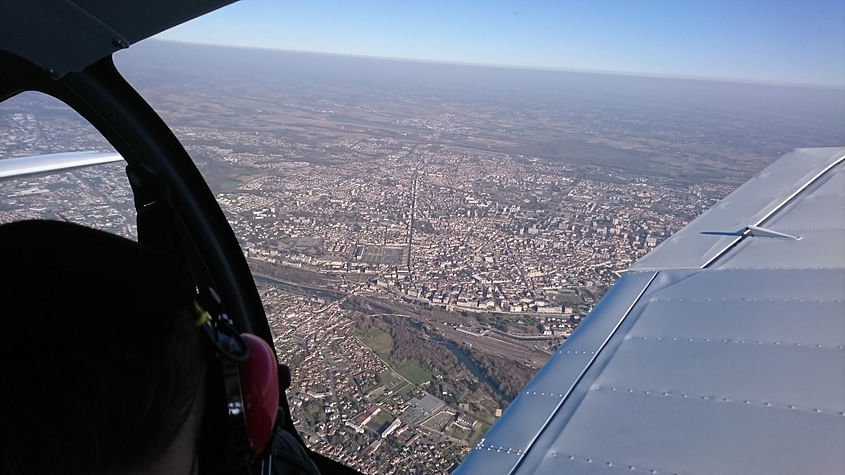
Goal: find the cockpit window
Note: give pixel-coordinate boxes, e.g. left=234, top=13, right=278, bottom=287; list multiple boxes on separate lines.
left=110, top=9, right=845, bottom=470
left=0, top=92, right=133, bottom=237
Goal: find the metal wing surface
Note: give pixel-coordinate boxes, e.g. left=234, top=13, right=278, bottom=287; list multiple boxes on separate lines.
left=457, top=147, right=845, bottom=475
left=0, top=152, right=123, bottom=179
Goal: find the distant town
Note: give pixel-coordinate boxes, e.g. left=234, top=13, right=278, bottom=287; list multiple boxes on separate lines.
left=3, top=42, right=843, bottom=473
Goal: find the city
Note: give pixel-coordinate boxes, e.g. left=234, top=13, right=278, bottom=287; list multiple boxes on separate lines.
left=2, top=42, right=844, bottom=473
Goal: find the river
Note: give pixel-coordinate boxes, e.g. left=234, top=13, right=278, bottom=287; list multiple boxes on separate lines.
left=432, top=337, right=510, bottom=402
left=254, top=273, right=511, bottom=401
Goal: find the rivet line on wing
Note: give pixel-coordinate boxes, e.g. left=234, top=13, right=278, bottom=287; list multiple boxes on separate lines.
left=590, top=384, right=837, bottom=415
left=625, top=335, right=843, bottom=350
left=474, top=442, right=523, bottom=455
left=550, top=451, right=679, bottom=474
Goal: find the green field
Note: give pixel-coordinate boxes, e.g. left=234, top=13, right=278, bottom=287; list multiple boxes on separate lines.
left=372, top=409, right=395, bottom=426
left=358, top=326, right=432, bottom=385
left=395, top=360, right=433, bottom=385
left=393, top=382, right=415, bottom=398
left=359, top=326, right=393, bottom=358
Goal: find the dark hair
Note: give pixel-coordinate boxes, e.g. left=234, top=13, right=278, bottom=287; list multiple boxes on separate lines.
left=0, top=220, right=207, bottom=475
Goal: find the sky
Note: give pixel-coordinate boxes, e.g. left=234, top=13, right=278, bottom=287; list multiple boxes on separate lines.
left=155, top=0, right=845, bottom=87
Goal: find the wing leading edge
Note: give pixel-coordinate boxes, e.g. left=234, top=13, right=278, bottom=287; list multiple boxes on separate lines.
left=457, top=147, right=845, bottom=475
left=0, top=151, right=123, bottom=179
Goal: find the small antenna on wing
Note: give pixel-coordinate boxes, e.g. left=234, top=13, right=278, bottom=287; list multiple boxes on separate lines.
left=700, top=225, right=800, bottom=240
left=746, top=225, right=800, bottom=240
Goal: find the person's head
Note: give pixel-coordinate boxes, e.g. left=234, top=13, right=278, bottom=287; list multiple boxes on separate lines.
left=0, top=220, right=208, bottom=475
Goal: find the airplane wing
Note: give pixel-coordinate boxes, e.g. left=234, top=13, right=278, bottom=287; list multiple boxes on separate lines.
left=457, top=147, right=845, bottom=474
left=0, top=151, right=123, bottom=179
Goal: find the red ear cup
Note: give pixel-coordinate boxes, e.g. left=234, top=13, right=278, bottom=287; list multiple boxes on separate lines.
left=239, top=333, right=279, bottom=455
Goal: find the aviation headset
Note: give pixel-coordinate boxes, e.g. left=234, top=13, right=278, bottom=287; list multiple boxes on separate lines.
left=0, top=219, right=285, bottom=474
left=193, top=286, right=280, bottom=467
left=125, top=165, right=282, bottom=468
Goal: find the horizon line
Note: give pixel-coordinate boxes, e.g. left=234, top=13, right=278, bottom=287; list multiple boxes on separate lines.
left=143, top=38, right=845, bottom=91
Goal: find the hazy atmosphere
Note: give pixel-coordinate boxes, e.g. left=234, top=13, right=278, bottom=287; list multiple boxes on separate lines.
left=157, top=0, right=845, bottom=86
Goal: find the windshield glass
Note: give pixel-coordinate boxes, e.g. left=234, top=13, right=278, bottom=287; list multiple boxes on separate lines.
left=0, top=92, right=132, bottom=236
left=108, top=1, right=845, bottom=471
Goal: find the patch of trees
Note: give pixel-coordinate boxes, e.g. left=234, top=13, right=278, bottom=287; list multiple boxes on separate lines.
left=386, top=318, right=463, bottom=376
left=463, top=348, right=533, bottom=400
left=356, top=315, right=377, bottom=332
